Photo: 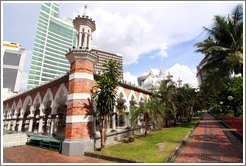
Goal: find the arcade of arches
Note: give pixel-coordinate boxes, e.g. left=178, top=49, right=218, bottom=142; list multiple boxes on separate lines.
left=3, top=76, right=151, bottom=140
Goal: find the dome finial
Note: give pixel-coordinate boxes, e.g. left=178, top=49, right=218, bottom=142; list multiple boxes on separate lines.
left=159, top=65, right=164, bottom=76
left=83, top=5, right=88, bottom=17
left=177, top=77, right=182, bottom=87
left=148, top=65, right=154, bottom=75
left=166, top=71, right=173, bottom=80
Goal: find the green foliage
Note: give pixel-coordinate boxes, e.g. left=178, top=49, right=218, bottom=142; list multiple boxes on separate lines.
left=217, top=76, right=243, bottom=116
left=92, top=60, right=120, bottom=148
left=158, top=80, right=201, bottom=124
left=92, top=60, right=120, bottom=116
left=195, top=4, right=243, bottom=77
left=195, top=5, right=243, bottom=114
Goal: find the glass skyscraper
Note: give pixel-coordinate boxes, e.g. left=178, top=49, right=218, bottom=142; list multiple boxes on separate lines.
left=27, top=3, right=76, bottom=89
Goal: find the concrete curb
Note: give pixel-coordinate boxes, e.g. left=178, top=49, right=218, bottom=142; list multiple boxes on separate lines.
left=163, top=120, right=200, bottom=163
left=84, top=152, right=145, bottom=163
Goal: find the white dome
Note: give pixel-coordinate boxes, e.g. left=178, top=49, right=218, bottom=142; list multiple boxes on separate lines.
left=140, top=68, right=167, bottom=91
left=142, top=75, right=155, bottom=90
left=142, top=74, right=163, bottom=90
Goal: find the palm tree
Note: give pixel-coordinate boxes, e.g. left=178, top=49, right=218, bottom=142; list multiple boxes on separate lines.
left=183, top=84, right=198, bottom=122
left=159, top=80, right=177, bottom=126
left=92, top=60, right=120, bottom=149
left=147, top=96, right=167, bottom=129
left=195, top=4, right=243, bottom=77
left=129, top=107, right=140, bottom=137
left=131, top=99, right=156, bottom=136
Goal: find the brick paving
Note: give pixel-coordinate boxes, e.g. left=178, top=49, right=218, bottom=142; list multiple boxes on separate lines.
left=176, top=113, right=243, bottom=163
left=3, top=145, right=113, bottom=163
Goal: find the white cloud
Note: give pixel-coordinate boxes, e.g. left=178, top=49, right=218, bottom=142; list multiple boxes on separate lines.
left=73, top=3, right=237, bottom=65
left=123, top=72, right=139, bottom=85
left=166, top=63, right=198, bottom=88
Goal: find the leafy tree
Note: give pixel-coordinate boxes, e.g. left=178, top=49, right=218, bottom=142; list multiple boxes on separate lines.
left=92, top=60, right=120, bottom=149
left=159, top=80, right=176, bottom=126
left=129, top=107, right=140, bottom=137
left=195, top=5, right=243, bottom=112
left=195, top=4, right=243, bottom=78
left=183, top=84, right=198, bottom=122
left=147, top=95, right=169, bottom=129
left=217, top=76, right=243, bottom=116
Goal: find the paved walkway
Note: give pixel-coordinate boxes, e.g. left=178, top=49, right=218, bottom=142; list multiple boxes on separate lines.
left=176, top=113, right=243, bottom=163
left=3, top=145, right=113, bottom=163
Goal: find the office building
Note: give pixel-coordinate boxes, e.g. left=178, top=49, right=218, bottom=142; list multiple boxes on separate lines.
left=27, top=3, right=76, bottom=89
left=91, top=47, right=123, bottom=78
left=2, top=41, right=26, bottom=99
left=28, top=3, right=123, bottom=89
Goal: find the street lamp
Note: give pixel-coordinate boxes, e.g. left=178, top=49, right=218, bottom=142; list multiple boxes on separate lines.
left=227, top=96, right=234, bottom=115
left=219, top=101, right=223, bottom=113
left=227, top=96, right=233, bottom=101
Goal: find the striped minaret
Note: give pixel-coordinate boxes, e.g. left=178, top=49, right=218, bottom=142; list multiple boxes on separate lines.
left=62, top=6, right=98, bottom=157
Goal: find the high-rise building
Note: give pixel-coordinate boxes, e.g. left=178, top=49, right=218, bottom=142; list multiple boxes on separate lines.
left=27, top=3, right=76, bottom=89
left=196, top=65, right=204, bottom=86
left=2, top=41, right=26, bottom=99
left=91, top=47, right=123, bottom=78
left=28, top=3, right=123, bottom=89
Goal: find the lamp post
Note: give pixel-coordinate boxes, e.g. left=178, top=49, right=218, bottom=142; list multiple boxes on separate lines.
left=227, top=96, right=234, bottom=115
left=219, top=101, right=223, bottom=114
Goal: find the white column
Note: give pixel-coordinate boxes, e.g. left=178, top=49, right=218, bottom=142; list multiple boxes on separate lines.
left=28, top=106, right=35, bottom=133
left=3, top=117, right=6, bottom=129
left=83, top=32, right=88, bottom=48
left=124, top=115, right=128, bottom=127
left=88, top=34, right=92, bottom=50
left=112, top=114, right=116, bottom=130
left=38, top=117, right=44, bottom=133
left=18, top=118, right=23, bottom=132
left=50, top=102, right=58, bottom=135
left=50, top=118, right=55, bottom=136
left=28, top=117, right=34, bottom=133
left=54, top=115, right=59, bottom=133
left=7, top=119, right=11, bottom=130
left=38, top=104, right=46, bottom=134
left=12, top=118, right=17, bottom=131
left=79, top=32, right=82, bottom=47
left=17, top=109, right=24, bottom=132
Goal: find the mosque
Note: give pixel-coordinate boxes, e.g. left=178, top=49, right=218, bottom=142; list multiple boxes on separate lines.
left=138, top=68, right=182, bottom=93
left=3, top=6, right=181, bottom=157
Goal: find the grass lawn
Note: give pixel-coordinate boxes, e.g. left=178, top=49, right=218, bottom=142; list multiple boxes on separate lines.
left=95, top=121, right=198, bottom=163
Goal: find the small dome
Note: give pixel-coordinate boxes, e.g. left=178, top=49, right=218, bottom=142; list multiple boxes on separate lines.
left=142, top=73, right=163, bottom=90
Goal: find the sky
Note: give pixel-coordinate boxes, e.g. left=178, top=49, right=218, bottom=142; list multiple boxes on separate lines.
left=2, top=1, right=243, bottom=91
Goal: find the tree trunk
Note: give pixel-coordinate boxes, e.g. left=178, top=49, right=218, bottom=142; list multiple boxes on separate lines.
left=100, top=118, right=104, bottom=149
left=101, top=115, right=109, bottom=148
left=171, top=102, right=177, bottom=126
left=233, top=105, right=238, bottom=117
left=188, top=101, right=194, bottom=122
left=165, top=118, right=169, bottom=127
left=144, top=113, right=149, bottom=136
